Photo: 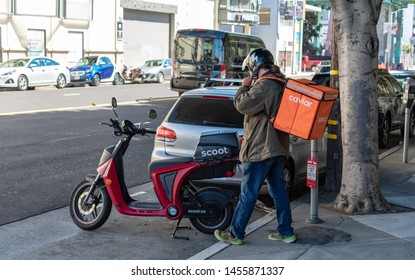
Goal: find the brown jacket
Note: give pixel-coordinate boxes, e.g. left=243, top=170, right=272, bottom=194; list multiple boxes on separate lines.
left=234, top=74, right=290, bottom=163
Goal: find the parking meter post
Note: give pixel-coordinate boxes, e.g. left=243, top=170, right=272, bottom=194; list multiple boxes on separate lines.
left=307, top=139, right=323, bottom=224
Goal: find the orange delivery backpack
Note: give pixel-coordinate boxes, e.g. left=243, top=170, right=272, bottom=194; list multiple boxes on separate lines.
left=255, top=76, right=339, bottom=140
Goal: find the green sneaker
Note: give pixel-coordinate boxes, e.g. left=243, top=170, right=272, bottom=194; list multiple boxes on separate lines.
left=268, top=232, right=297, bottom=243
left=214, top=229, right=244, bottom=245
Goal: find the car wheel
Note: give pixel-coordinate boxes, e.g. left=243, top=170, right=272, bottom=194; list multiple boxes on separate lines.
left=157, top=72, right=164, bottom=83
left=379, top=115, right=391, bottom=148
left=55, top=74, right=67, bottom=89
left=400, top=110, right=415, bottom=138
left=92, top=74, right=101, bottom=86
left=112, top=73, right=122, bottom=85
left=17, top=75, right=29, bottom=91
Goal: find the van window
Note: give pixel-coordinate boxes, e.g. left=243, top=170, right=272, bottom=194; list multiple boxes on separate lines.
left=175, top=36, right=223, bottom=65
left=171, top=29, right=266, bottom=94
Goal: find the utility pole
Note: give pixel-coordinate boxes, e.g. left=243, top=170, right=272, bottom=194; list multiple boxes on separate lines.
left=291, top=0, right=297, bottom=74
left=213, top=0, right=219, bottom=30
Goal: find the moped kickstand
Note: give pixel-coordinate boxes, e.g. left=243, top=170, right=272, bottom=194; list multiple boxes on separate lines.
left=171, top=218, right=191, bottom=240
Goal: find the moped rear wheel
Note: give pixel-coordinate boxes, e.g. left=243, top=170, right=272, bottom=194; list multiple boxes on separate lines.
left=69, top=180, right=112, bottom=230
left=189, top=202, right=234, bottom=234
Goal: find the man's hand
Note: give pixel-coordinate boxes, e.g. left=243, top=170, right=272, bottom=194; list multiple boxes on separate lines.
left=242, top=75, right=253, bottom=87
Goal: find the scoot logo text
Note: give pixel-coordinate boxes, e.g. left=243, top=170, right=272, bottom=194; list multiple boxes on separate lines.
left=201, top=147, right=229, bottom=157
left=289, top=95, right=313, bottom=107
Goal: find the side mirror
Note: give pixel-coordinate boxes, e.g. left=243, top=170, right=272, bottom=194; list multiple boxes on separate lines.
left=111, top=97, right=117, bottom=108
left=148, top=109, right=157, bottom=119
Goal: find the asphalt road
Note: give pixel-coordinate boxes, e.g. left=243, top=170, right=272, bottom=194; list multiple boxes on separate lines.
left=0, top=80, right=404, bottom=226
left=0, top=83, right=177, bottom=225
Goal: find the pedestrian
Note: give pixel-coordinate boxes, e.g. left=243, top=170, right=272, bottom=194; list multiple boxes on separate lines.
left=214, top=48, right=296, bottom=245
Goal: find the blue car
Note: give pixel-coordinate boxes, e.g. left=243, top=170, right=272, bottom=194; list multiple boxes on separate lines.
left=69, top=55, right=122, bottom=86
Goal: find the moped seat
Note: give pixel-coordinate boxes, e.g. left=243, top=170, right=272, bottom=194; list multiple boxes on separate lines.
left=148, top=157, right=194, bottom=174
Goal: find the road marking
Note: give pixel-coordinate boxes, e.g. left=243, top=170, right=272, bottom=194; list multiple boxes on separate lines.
left=188, top=211, right=276, bottom=260
left=379, top=144, right=402, bottom=160
left=63, top=93, right=81, bottom=96
left=0, top=100, right=165, bottom=116
left=130, top=191, right=146, bottom=197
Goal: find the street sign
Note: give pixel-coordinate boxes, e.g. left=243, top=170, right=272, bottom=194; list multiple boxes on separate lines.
left=306, top=157, right=318, bottom=188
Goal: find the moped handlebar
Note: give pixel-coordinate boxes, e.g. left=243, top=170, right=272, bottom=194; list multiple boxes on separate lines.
left=101, top=118, right=155, bottom=137
left=143, top=128, right=156, bottom=135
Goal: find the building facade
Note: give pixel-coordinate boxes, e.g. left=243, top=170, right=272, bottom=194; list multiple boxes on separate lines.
left=2, top=0, right=412, bottom=70
left=0, top=0, right=216, bottom=66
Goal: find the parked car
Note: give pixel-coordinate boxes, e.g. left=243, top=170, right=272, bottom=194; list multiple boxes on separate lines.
left=0, top=57, right=69, bottom=91
left=312, top=69, right=414, bottom=148
left=150, top=86, right=327, bottom=197
left=317, top=65, right=331, bottom=73
left=389, top=70, right=415, bottom=87
left=314, top=60, right=331, bottom=73
left=140, top=58, right=172, bottom=83
left=69, top=55, right=122, bottom=86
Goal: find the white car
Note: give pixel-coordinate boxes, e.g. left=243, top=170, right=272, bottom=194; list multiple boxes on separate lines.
left=0, top=57, right=70, bottom=91
left=314, top=60, right=331, bottom=73
left=141, top=58, right=172, bottom=83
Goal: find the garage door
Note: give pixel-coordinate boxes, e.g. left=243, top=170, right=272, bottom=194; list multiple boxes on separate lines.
left=123, top=9, right=171, bottom=67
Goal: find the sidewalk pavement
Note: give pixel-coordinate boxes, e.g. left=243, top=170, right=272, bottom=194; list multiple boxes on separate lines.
left=189, top=136, right=415, bottom=260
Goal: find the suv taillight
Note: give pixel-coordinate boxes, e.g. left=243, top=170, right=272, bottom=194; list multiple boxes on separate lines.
left=156, top=126, right=177, bottom=142
left=220, top=63, right=226, bottom=78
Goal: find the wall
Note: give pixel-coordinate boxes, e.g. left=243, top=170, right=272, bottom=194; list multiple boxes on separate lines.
left=0, top=0, right=215, bottom=66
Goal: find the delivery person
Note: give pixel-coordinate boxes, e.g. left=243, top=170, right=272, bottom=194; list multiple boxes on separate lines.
left=214, top=48, right=296, bottom=245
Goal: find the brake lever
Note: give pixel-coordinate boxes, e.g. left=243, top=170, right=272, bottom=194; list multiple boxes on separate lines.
left=99, top=122, right=112, bottom=127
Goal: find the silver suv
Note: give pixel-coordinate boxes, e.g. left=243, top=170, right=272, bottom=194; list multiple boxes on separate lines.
left=150, top=86, right=327, bottom=196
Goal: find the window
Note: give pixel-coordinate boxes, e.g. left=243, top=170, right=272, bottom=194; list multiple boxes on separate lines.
left=15, top=0, right=57, bottom=16
left=43, top=58, right=59, bottom=66
left=30, top=59, right=42, bottom=67
left=175, top=36, right=223, bottom=64
left=64, top=0, right=93, bottom=21
left=378, top=77, right=395, bottom=98
left=99, top=57, right=111, bottom=65
left=168, top=97, right=243, bottom=128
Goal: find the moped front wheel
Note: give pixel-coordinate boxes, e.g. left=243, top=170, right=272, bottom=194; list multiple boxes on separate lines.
left=69, top=180, right=112, bottom=230
left=189, top=202, right=234, bottom=234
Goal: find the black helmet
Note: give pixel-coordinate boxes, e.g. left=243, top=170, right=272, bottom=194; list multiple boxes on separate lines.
left=242, top=48, right=274, bottom=77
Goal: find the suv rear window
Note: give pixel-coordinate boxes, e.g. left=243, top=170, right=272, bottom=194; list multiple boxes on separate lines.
left=166, top=96, right=244, bottom=128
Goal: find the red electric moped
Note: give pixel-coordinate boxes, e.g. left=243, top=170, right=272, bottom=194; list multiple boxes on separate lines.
left=69, top=98, right=240, bottom=238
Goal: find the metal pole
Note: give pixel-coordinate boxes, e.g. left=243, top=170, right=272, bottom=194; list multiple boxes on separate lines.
left=291, top=0, right=296, bottom=74
left=403, top=107, right=410, bottom=163
left=307, top=139, right=323, bottom=224
left=213, top=0, right=219, bottom=30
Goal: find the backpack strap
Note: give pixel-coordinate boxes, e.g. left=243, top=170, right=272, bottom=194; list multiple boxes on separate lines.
left=254, top=76, right=287, bottom=123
